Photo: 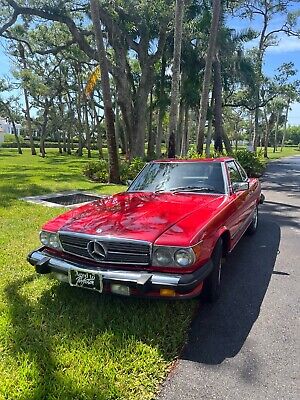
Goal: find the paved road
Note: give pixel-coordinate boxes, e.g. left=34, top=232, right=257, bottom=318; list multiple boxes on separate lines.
left=158, top=156, right=300, bottom=400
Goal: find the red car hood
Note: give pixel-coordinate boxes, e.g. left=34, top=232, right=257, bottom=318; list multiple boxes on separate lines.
left=43, top=192, right=225, bottom=243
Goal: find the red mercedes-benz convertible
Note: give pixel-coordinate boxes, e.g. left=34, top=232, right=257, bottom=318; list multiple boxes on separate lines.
left=28, top=157, right=263, bottom=301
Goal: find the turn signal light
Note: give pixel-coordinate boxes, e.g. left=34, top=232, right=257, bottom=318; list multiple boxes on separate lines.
left=160, top=288, right=176, bottom=297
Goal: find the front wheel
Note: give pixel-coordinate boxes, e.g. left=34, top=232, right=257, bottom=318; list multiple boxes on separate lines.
left=246, top=206, right=258, bottom=235
left=203, top=238, right=223, bottom=303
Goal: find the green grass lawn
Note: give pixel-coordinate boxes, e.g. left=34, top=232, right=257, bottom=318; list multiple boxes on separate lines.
left=258, top=146, right=300, bottom=160
left=0, top=149, right=198, bottom=400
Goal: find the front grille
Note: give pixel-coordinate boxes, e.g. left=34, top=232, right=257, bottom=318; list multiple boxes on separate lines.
left=59, top=232, right=151, bottom=265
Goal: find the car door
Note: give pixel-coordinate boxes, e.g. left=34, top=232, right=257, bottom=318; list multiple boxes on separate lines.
left=235, top=159, right=258, bottom=219
left=225, top=160, right=251, bottom=245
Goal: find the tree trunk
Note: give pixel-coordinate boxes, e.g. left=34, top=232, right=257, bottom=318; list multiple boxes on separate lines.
left=6, top=106, right=22, bottom=155
left=213, top=55, right=223, bottom=154
left=84, top=100, right=92, bottom=158
left=263, top=110, right=276, bottom=158
left=196, top=0, right=221, bottom=154
left=273, top=111, right=280, bottom=153
left=205, top=93, right=215, bottom=157
left=39, top=99, right=51, bottom=158
left=281, top=100, right=290, bottom=151
left=222, top=131, right=232, bottom=155
left=115, top=100, right=120, bottom=154
left=58, top=131, right=63, bottom=154
left=18, top=43, right=36, bottom=156
left=156, top=51, right=167, bottom=157
left=180, top=104, right=189, bottom=157
left=91, top=99, right=103, bottom=158
left=147, top=89, right=155, bottom=159
left=62, top=131, right=67, bottom=153
left=23, top=88, right=36, bottom=155
left=213, top=54, right=232, bottom=155
left=177, top=99, right=185, bottom=155
left=90, top=0, right=120, bottom=182
left=252, top=91, right=260, bottom=152
left=75, top=90, right=84, bottom=156
left=130, top=67, right=154, bottom=158
left=168, top=0, right=185, bottom=158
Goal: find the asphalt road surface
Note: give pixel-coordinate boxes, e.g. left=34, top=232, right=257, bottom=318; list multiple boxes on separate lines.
left=158, top=156, right=300, bottom=400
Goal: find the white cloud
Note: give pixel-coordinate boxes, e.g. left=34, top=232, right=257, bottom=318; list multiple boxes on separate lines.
left=266, top=36, right=300, bottom=54
left=244, top=35, right=300, bottom=54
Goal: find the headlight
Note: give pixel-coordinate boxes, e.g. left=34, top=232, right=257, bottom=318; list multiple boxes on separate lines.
left=152, top=246, right=197, bottom=267
left=153, top=248, right=173, bottom=266
left=40, top=231, right=61, bottom=249
left=174, top=249, right=194, bottom=267
left=49, top=233, right=61, bottom=249
left=40, top=231, right=50, bottom=246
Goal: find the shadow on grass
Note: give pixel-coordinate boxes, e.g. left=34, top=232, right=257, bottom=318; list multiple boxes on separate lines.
left=5, top=274, right=195, bottom=399
left=0, top=152, right=25, bottom=157
left=0, top=184, right=54, bottom=207
left=182, top=217, right=280, bottom=365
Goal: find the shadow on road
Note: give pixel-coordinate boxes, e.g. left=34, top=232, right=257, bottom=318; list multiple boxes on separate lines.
left=261, top=158, right=300, bottom=197
left=182, top=216, right=280, bottom=365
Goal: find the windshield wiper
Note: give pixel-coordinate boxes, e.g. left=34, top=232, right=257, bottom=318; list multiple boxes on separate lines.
left=170, top=186, right=220, bottom=193
left=154, top=186, right=220, bottom=194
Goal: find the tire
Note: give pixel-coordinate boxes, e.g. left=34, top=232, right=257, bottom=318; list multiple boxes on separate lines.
left=246, top=206, right=258, bottom=236
left=203, top=238, right=223, bottom=303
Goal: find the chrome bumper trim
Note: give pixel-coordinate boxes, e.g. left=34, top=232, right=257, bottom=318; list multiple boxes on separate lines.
left=28, top=250, right=181, bottom=286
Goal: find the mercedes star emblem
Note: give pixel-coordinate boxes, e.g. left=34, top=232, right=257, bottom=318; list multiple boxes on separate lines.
left=87, top=241, right=106, bottom=261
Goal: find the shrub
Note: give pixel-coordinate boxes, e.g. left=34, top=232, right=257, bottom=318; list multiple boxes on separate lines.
left=234, top=149, right=266, bottom=177
left=1, top=141, right=59, bottom=148
left=4, top=133, right=15, bottom=142
left=186, top=145, right=203, bottom=159
left=83, top=158, right=146, bottom=184
left=82, top=160, right=108, bottom=182
left=120, top=158, right=146, bottom=183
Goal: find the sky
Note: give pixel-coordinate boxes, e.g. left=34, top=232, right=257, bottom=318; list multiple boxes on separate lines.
left=228, top=0, right=300, bottom=125
left=0, top=2, right=299, bottom=125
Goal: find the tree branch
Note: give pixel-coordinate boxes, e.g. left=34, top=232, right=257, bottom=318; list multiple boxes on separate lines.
left=3, top=0, right=98, bottom=60
left=96, top=5, right=140, bottom=54
left=0, top=9, right=18, bottom=35
left=223, top=93, right=277, bottom=111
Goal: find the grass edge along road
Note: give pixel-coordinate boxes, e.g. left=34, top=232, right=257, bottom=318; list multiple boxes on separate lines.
left=0, top=147, right=298, bottom=400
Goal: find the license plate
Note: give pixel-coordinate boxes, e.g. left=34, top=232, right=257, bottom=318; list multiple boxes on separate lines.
left=68, top=269, right=103, bottom=293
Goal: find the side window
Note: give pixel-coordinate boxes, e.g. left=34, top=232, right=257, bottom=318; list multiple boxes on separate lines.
left=235, top=161, right=248, bottom=181
left=226, top=161, right=243, bottom=183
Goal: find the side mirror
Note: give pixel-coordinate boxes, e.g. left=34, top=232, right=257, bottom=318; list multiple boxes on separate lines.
left=126, top=180, right=133, bottom=186
left=232, top=181, right=249, bottom=192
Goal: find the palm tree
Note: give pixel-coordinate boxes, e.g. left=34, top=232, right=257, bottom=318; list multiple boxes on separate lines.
left=168, top=0, right=185, bottom=158
left=196, top=0, right=221, bottom=154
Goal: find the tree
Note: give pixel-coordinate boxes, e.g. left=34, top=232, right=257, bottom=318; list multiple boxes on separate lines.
left=17, top=43, right=36, bottom=155
left=0, top=79, right=23, bottom=155
left=168, top=0, right=185, bottom=158
left=196, top=0, right=222, bottom=154
left=90, top=0, right=120, bottom=183
left=239, top=0, right=300, bottom=151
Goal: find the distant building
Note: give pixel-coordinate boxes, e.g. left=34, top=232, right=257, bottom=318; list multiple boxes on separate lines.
left=0, top=119, right=22, bottom=143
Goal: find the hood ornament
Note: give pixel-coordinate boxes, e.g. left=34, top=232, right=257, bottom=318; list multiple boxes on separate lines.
left=87, top=241, right=106, bottom=261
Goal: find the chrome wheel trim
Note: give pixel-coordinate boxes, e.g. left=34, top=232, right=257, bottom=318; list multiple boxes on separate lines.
left=217, top=259, right=222, bottom=285
left=253, top=207, right=258, bottom=229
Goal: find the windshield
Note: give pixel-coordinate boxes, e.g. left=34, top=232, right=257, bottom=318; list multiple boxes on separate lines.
left=128, top=162, right=225, bottom=194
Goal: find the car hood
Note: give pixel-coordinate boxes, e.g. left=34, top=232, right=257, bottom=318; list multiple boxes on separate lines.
left=43, top=192, right=225, bottom=244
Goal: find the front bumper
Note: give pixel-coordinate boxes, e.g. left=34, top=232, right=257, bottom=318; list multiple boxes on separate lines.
left=27, top=247, right=213, bottom=299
